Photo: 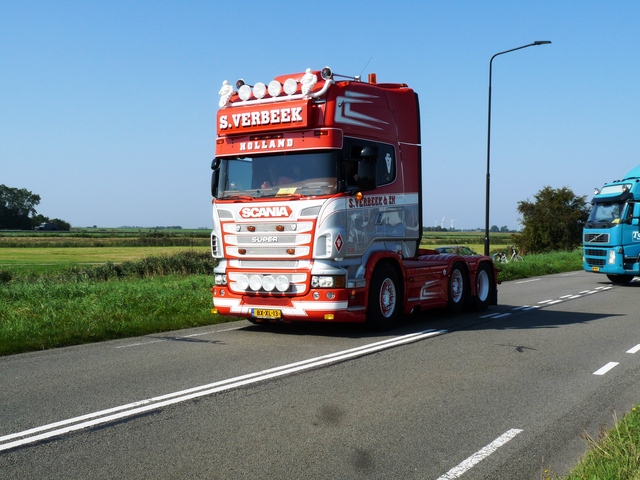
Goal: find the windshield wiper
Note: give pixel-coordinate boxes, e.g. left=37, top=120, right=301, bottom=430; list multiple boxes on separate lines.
left=275, top=193, right=303, bottom=199
left=223, top=195, right=255, bottom=201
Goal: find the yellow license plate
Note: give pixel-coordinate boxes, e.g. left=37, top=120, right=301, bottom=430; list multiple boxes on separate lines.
left=252, top=309, right=282, bottom=319
left=591, top=266, right=600, bottom=272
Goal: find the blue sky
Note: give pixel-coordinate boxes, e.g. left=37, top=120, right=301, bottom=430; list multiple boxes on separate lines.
left=2, top=1, right=639, bottom=230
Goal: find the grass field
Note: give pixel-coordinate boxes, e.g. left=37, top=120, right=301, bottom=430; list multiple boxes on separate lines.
left=0, top=246, right=210, bottom=274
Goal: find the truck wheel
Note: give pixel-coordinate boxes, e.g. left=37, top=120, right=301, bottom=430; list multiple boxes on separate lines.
left=473, top=263, right=494, bottom=311
left=367, top=264, right=400, bottom=331
left=606, top=274, right=634, bottom=284
left=447, top=263, right=468, bottom=313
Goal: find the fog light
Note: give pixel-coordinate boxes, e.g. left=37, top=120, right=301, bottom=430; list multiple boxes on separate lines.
left=238, top=84, right=252, bottom=101
left=253, top=82, right=266, bottom=99
left=236, top=275, right=249, bottom=290
left=268, top=80, right=282, bottom=97
left=275, top=275, right=290, bottom=292
left=249, top=275, right=262, bottom=291
left=262, top=276, right=275, bottom=292
left=284, top=78, right=297, bottom=95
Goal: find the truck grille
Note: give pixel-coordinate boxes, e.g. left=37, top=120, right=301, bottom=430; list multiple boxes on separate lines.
left=222, top=221, right=313, bottom=259
left=584, top=246, right=607, bottom=268
left=211, top=234, right=220, bottom=256
left=585, top=258, right=606, bottom=267
left=584, top=248, right=606, bottom=257
left=584, top=233, right=610, bottom=244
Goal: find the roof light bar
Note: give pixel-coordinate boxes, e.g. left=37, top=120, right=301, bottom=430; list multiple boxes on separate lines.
left=218, top=67, right=336, bottom=107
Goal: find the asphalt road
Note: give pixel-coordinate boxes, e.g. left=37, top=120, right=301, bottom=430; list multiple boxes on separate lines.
left=2, top=270, right=640, bottom=479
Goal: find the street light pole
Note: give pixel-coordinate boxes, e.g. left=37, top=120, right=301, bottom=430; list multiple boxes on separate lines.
left=484, top=40, right=551, bottom=256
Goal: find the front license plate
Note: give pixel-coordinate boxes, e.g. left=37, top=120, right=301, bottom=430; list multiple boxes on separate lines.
left=252, top=308, right=282, bottom=319
left=591, top=266, right=600, bottom=272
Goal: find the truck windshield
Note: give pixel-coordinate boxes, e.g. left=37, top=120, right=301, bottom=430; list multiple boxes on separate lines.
left=586, top=201, right=626, bottom=227
left=215, top=152, right=338, bottom=199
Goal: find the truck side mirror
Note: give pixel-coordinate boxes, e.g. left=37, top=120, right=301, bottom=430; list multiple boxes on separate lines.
left=360, top=146, right=378, bottom=159
left=211, top=158, right=221, bottom=197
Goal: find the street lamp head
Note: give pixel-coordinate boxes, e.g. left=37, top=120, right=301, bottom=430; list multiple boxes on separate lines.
left=533, top=40, right=552, bottom=45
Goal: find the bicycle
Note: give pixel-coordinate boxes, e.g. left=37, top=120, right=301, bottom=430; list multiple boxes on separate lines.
left=492, top=247, right=523, bottom=264
left=492, top=252, right=508, bottom=263
left=508, top=245, right=523, bottom=262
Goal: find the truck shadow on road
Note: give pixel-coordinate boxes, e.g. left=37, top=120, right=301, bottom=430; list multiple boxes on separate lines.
left=240, top=298, right=625, bottom=340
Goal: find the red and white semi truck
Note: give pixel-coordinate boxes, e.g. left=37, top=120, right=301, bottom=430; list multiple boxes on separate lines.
left=210, top=67, right=498, bottom=329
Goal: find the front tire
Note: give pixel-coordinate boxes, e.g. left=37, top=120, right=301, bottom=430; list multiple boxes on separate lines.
left=606, top=274, right=634, bottom=284
left=367, top=264, right=401, bottom=331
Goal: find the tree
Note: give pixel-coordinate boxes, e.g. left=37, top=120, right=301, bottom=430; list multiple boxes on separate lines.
left=49, top=218, right=71, bottom=231
left=517, top=186, right=590, bottom=253
left=0, top=185, right=41, bottom=230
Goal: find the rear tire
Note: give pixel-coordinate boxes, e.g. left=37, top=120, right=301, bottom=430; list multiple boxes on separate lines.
left=473, top=263, right=494, bottom=311
left=447, top=263, right=468, bottom=313
left=367, top=264, right=400, bottom=331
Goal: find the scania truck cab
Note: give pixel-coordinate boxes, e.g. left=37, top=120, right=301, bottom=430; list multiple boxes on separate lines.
left=209, top=67, right=498, bottom=329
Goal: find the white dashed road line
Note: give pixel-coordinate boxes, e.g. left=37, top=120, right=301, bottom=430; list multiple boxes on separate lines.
left=593, top=362, right=619, bottom=375
left=627, top=344, right=640, bottom=354
left=436, top=429, right=523, bottom=480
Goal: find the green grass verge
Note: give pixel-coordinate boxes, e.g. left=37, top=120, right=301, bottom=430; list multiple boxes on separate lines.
left=0, top=275, right=234, bottom=356
left=0, top=251, right=238, bottom=356
left=546, top=407, right=640, bottom=479
left=495, top=250, right=583, bottom=282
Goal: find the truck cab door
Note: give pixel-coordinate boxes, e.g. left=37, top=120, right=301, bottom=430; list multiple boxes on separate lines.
left=624, top=202, right=640, bottom=260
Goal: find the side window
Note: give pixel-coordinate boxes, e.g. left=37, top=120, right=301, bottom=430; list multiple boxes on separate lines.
left=376, top=144, right=395, bottom=186
left=342, top=139, right=396, bottom=187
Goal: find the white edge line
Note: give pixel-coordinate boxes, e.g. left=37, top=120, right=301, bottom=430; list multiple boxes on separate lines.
left=436, top=428, right=523, bottom=480
left=515, top=278, right=540, bottom=284
left=593, top=362, right=619, bottom=375
left=0, top=329, right=446, bottom=451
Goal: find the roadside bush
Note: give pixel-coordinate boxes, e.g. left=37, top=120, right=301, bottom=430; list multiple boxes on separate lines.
left=3, top=251, right=217, bottom=284
left=0, top=269, right=13, bottom=284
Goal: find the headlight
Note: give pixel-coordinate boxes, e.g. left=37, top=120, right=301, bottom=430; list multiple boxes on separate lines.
left=214, top=274, right=227, bottom=285
left=311, top=275, right=345, bottom=288
left=608, top=249, right=617, bottom=264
